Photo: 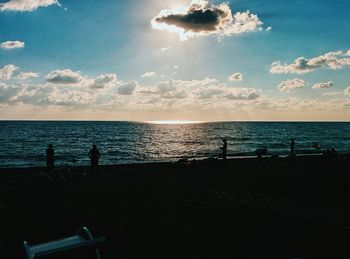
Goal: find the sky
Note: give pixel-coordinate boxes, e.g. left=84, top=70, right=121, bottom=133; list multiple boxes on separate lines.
left=0, top=0, right=350, bottom=121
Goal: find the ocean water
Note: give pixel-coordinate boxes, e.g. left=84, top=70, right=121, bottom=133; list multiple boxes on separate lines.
left=0, top=121, right=349, bottom=168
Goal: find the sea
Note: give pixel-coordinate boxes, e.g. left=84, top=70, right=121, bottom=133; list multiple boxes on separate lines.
left=0, top=121, right=349, bottom=168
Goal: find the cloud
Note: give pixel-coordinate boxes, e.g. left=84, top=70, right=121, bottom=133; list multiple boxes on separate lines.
left=277, top=78, right=306, bottom=92
left=270, top=50, right=350, bottom=74
left=345, top=86, right=350, bottom=96
left=0, top=40, right=25, bottom=49
left=312, top=81, right=334, bottom=89
left=224, top=88, right=259, bottom=100
left=141, top=78, right=259, bottom=102
left=117, top=81, right=138, bottom=95
left=321, top=91, right=341, bottom=96
left=16, top=72, right=39, bottom=81
left=46, top=88, right=94, bottom=106
left=0, top=64, right=18, bottom=80
left=141, top=72, right=156, bottom=78
left=228, top=72, right=243, bottom=81
left=0, top=82, right=19, bottom=102
left=151, top=0, right=263, bottom=41
left=0, top=0, right=59, bottom=12
left=89, top=74, right=117, bottom=89
left=46, top=69, right=84, bottom=84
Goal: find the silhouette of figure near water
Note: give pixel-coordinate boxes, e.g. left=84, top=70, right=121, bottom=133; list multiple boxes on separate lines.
left=46, top=144, right=54, bottom=170
left=88, top=144, right=101, bottom=173
left=255, top=146, right=267, bottom=158
left=221, top=138, right=227, bottom=160
left=324, top=148, right=338, bottom=159
left=290, top=138, right=295, bottom=156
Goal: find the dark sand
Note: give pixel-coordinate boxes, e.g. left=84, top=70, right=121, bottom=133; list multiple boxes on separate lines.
left=1, top=156, right=350, bottom=258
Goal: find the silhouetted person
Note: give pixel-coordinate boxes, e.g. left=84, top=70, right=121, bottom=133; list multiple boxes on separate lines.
left=88, top=144, right=101, bottom=173
left=325, top=148, right=338, bottom=159
left=330, top=148, right=338, bottom=158
left=290, top=138, right=295, bottom=156
left=46, top=144, right=54, bottom=170
left=255, top=146, right=268, bottom=158
left=221, top=138, right=227, bottom=160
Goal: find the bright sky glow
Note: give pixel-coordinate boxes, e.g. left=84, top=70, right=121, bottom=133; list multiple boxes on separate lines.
left=0, top=0, right=350, bottom=121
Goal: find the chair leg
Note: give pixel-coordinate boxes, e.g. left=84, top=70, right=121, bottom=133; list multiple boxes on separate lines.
left=23, top=241, right=34, bottom=259
left=77, top=227, right=103, bottom=259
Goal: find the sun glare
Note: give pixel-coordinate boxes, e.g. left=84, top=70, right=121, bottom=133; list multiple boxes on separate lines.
left=146, top=120, right=202, bottom=125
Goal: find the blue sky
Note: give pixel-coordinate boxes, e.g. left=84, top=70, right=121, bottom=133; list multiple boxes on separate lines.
left=0, top=0, right=350, bottom=121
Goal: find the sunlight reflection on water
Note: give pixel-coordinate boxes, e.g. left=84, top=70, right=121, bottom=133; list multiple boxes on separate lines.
left=0, top=121, right=349, bottom=168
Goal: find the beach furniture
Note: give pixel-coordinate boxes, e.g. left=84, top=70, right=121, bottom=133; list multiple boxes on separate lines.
left=23, top=226, right=106, bottom=259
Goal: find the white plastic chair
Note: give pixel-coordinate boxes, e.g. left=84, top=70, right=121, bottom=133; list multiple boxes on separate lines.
left=23, top=226, right=105, bottom=259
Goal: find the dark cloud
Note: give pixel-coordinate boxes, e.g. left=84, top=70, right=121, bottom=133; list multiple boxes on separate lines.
left=154, top=5, right=229, bottom=33
left=151, top=0, right=263, bottom=40
left=46, top=69, right=84, bottom=84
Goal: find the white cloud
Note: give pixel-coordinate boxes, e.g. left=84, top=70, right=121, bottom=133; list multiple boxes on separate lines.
left=321, top=91, right=341, bottom=96
left=312, top=81, right=334, bottom=89
left=270, top=50, right=350, bottom=74
left=160, top=47, right=170, bottom=52
left=140, top=78, right=259, bottom=102
left=0, top=64, right=18, bottom=80
left=47, top=89, right=94, bottom=106
left=16, top=72, right=39, bottom=81
left=0, top=40, right=25, bottom=49
left=141, top=72, right=156, bottom=78
left=0, top=0, right=59, bottom=12
left=225, top=88, right=259, bottom=100
left=0, top=82, right=19, bottom=102
left=46, top=69, right=84, bottom=84
left=228, top=72, right=243, bottom=81
left=151, top=0, right=264, bottom=41
left=117, top=81, right=138, bottom=95
left=345, top=86, right=350, bottom=96
left=277, top=78, right=306, bottom=92
left=89, top=74, right=117, bottom=89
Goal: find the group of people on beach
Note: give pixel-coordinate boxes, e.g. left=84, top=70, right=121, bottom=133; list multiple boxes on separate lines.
left=46, top=138, right=339, bottom=169
left=220, top=138, right=279, bottom=160
left=219, top=138, right=338, bottom=160
left=220, top=138, right=295, bottom=159
left=46, top=144, right=101, bottom=171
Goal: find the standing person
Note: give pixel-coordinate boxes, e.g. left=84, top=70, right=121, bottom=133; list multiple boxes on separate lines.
left=290, top=138, right=295, bottom=156
left=46, top=144, right=54, bottom=170
left=221, top=138, right=227, bottom=160
left=88, top=144, right=101, bottom=173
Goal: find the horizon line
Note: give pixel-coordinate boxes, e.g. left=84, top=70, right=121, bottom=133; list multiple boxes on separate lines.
left=0, top=119, right=349, bottom=123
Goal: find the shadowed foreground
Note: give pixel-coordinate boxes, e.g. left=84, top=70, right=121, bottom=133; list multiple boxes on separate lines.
left=1, top=156, right=350, bottom=258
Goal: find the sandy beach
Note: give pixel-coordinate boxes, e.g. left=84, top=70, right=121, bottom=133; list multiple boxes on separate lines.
left=1, top=155, right=350, bottom=258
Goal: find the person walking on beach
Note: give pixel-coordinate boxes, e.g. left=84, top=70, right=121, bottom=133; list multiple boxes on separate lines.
left=290, top=138, right=295, bottom=157
left=88, top=144, right=101, bottom=173
left=221, top=138, right=227, bottom=160
left=46, top=144, right=54, bottom=170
